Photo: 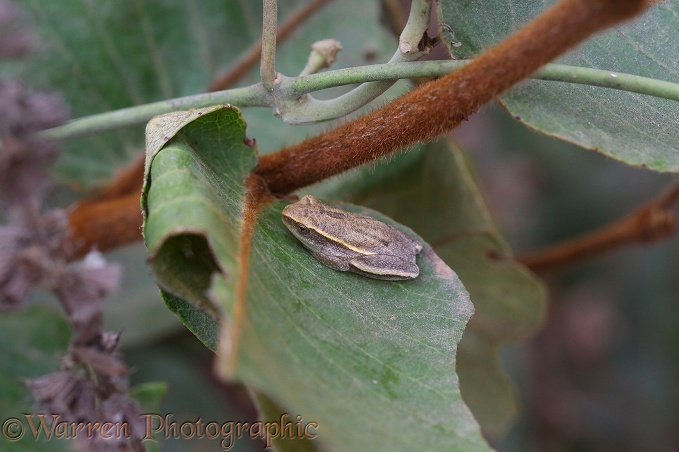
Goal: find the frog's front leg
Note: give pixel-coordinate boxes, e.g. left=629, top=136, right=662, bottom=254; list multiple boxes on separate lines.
left=349, top=254, right=419, bottom=281
left=310, top=250, right=350, bottom=272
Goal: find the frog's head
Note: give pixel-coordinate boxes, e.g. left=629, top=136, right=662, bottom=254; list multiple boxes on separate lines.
left=282, top=195, right=321, bottom=232
left=282, top=195, right=332, bottom=253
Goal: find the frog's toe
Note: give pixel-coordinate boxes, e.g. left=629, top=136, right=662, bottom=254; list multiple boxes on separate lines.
left=350, top=254, right=419, bottom=280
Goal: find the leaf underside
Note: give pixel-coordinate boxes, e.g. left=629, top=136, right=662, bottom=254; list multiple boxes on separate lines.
left=438, top=0, right=679, bottom=172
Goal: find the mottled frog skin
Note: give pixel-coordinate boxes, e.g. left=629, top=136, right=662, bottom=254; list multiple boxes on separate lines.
left=282, top=195, right=421, bottom=280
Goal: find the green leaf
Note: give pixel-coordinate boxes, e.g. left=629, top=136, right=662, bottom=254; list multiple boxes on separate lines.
left=143, top=105, right=255, bottom=312
left=253, top=392, right=319, bottom=452
left=8, top=0, right=397, bottom=186
left=129, top=382, right=167, bottom=415
left=0, top=306, right=70, bottom=409
left=312, top=140, right=547, bottom=435
left=438, top=0, right=679, bottom=172
left=142, top=106, right=490, bottom=450
left=0, top=306, right=71, bottom=452
left=129, top=382, right=167, bottom=452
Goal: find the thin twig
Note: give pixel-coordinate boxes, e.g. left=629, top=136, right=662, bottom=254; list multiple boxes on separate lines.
left=277, top=0, right=435, bottom=124
left=260, top=0, right=278, bottom=91
left=207, top=0, right=330, bottom=92
left=283, top=61, right=679, bottom=100
left=298, top=39, right=343, bottom=76
left=42, top=61, right=679, bottom=141
left=399, top=0, right=433, bottom=54
left=518, top=180, right=679, bottom=273
left=40, top=86, right=266, bottom=141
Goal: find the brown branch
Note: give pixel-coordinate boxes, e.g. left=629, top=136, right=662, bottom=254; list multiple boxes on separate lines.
left=518, top=181, right=679, bottom=273
left=65, top=155, right=145, bottom=259
left=67, top=192, right=143, bottom=258
left=656, top=180, right=679, bottom=209
left=255, top=0, right=653, bottom=195
left=207, top=0, right=331, bottom=92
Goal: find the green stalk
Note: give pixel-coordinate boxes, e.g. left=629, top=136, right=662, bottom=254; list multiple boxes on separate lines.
left=41, top=62, right=679, bottom=142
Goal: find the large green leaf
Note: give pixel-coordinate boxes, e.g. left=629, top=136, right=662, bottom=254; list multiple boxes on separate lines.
left=311, top=140, right=546, bottom=435
left=142, top=106, right=490, bottom=451
left=438, top=0, right=679, bottom=172
left=7, top=0, right=397, bottom=186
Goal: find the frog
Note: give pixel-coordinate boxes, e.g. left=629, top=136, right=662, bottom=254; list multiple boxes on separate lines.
left=281, top=195, right=422, bottom=280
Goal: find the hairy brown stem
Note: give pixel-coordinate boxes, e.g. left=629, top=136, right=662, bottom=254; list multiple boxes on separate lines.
left=220, top=174, right=272, bottom=376
left=519, top=181, right=679, bottom=273
left=208, top=0, right=331, bottom=92
left=65, top=155, right=145, bottom=259
left=256, top=0, right=653, bottom=195
left=67, top=192, right=143, bottom=258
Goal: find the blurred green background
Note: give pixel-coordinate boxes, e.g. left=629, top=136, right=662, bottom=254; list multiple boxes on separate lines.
left=455, top=104, right=679, bottom=451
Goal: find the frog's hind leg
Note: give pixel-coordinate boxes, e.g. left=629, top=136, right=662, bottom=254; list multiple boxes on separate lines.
left=349, top=254, right=419, bottom=281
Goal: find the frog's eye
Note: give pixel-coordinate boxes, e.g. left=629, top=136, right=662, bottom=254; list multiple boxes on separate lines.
left=298, top=224, right=309, bottom=234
